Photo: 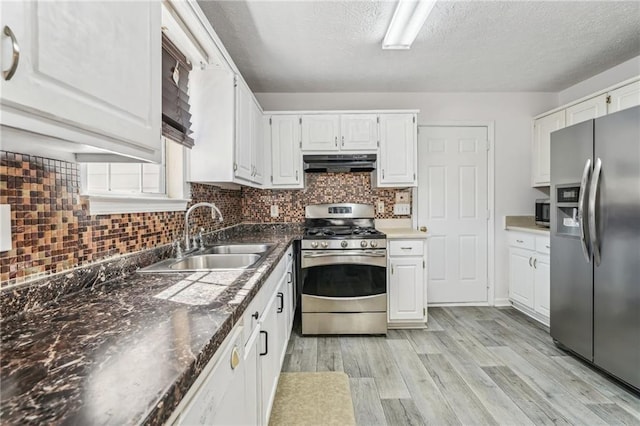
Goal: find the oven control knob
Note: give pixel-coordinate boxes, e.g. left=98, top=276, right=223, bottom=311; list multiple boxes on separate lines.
left=341, top=240, right=348, bottom=248
left=360, top=240, right=368, bottom=248
left=311, top=241, right=318, bottom=248
left=370, top=241, right=378, bottom=248
left=321, top=241, right=329, bottom=248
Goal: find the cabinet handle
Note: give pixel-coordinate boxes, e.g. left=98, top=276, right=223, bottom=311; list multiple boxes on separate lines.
left=277, top=292, right=284, bottom=313
left=252, top=311, right=259, bottom=320
left=3, top=26, right=20, bottom=81
left=287, top=271, right=292, bottom=283
left=533, top=258, right=538, bottom=269
left=400, top=247, right=413, bottom=250
left=528, top=257, right=532, bottom=267
left=382, top=169, right=385, bottom=178
left=341, top=136, right=344, bottom=146
left=516, top=239, right=524, bottom=243
left=295, top=170, right=298, bottom=181
left=545, top=245, right=550, bottom=249
left=230, top=346, right=240, bottom=370
left=334, top=136, right=338, bottom=147
left=259, top=330, right=268, bottom=356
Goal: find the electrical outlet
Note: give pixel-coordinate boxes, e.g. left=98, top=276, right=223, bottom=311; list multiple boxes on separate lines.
left=270, top=205, right=279, bottom=218
left=377, top=201, right=385, bottom=214
left=393, top=203, right=411, bottom=215
left=395, top=191, right=410, bottom=203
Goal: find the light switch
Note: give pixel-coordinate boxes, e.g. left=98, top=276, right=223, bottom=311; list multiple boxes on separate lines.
left=377, top=201, right=385, bottom=214
left=393, top=203, right=411, bottom=215
left=0, top=205, right=12, bottom=252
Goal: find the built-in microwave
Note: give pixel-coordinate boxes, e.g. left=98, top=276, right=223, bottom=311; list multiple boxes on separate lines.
left=535, top=199, right=551, bottom=227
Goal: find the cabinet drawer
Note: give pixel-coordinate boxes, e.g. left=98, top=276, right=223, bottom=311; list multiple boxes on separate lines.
left=389, top=240, right=424, bottom=256
left=536, top=236, right=551, bottom=254
left=507, top=233, right=535, bottom=250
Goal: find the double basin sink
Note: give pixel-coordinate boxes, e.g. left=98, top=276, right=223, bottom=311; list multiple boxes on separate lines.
left=139, top=243, right=275, bottom=273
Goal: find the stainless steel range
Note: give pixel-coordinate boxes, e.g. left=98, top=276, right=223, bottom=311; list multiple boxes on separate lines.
left=301, top=203, right=387, bottom=335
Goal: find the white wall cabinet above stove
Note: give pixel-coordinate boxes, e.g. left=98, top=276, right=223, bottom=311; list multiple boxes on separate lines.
left=300, top=114, right=378, bottom=152
left=0, top=0, right=162, bottom=162
left=269, top=115, right=303, bottom=188
left=532, top=78, right=640, bottom=187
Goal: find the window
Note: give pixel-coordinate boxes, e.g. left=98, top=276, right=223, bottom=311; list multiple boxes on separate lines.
left=80, top=137, right=190, bottom=215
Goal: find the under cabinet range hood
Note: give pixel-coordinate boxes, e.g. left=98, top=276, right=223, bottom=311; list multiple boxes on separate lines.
left=303, top=154, right=376, bottom=173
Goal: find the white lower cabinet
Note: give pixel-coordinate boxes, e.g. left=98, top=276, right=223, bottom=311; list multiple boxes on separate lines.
left=387, top=239, right=426, bottom=324
left=171, top=246, right=295, bottom=426
left=508, top=232, right=550, bottom=325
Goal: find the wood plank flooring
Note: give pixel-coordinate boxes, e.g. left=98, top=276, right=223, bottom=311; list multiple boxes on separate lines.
left=282, top=307, right=640, bottom=425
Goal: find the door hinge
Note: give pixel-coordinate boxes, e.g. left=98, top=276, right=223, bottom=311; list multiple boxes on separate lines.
left=391, top=266, right=394, bottom=274
left=299, top=117, right=302, bottom=125
left=269, top=118, right=272, bottom=125
left=412, top=116, right=416, bottom=124
left=485, top=140, right=490, bottom=151
left=377, top=141, right=380, bottom=148
left=423, top=308, right=426, bottom=316
left=299, top=141, right=302, bottom=148
left=270, top=175, right=273, bottom=183
left=376, top=116, right=380, bottom=124
left=413, top=172, right=416, bottom=180
left=423, top=260, right=425, bottom=268
left=606, top=95, right=611, bottom=104
left=233, top=162, right=238, bottom=171
left=233, top=75, right=238, bottom=87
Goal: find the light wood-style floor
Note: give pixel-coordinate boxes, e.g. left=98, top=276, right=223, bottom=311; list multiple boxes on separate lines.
left=282, top=307, right=640, bottom=425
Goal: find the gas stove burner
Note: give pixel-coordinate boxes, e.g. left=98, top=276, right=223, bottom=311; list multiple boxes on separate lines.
left=303, top=226, right=384, bottom=239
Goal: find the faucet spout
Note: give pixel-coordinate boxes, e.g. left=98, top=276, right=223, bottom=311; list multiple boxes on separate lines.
left=184, top=202, right=224, bottom=251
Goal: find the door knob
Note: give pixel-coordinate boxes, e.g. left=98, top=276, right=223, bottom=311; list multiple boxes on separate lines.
left=419, top=226, right=428, bottom=232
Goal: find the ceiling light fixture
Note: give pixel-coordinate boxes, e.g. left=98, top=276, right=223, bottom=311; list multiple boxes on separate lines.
left=383, top=0, right=436, bottom=50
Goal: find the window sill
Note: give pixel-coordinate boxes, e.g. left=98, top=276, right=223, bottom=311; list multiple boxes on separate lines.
left=82, top=194, right=191, bottom=215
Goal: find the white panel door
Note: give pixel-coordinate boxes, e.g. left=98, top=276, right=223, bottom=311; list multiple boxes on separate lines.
left=418, top=126, right=488, bottom=304
left=509, top=248, right=534, bottom=308
left=378, top=114, right=416, bottom=185
left=389, top=257, right=424, bottom=320
left=270, top=116, right=302, bottom=186
left=607, top=81, right=640, bottom=114
left=301, top=115, right=340, bottom=151
left=565, top=94, right=608, bottom=126
left=340, top=114, right=378, bottom=151
left=0, top=1, right=161, bottom=160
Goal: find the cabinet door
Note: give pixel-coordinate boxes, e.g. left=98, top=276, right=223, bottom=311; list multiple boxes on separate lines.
left=534, top=254, right=550, bottom=318
left=301, top=115, right=340, bottom=151
left=235, top=80, right=253, bottom=180
left=243, top=326, right=261, bottom=426
left=607, top=81, right=640, bottom=114
left=275, top=276, right=290, bottom=366
left=251, top=99, right=264, bottom=184
left=0, top=1, right=161, bottom=161
left=378, top=114, right=417, bottom=186
left=566, top=94, right=607, bottom=126
left=389, top=257, right=424, bottom=321
left=271, top=115, right=302, bottom=186
left=340, top=114, right=378, bottom=151
left=509, top=247, right=535, bottom=308
left=532, top=110, right=565, bottom=186
left=259, top=292, right=280, bottom=425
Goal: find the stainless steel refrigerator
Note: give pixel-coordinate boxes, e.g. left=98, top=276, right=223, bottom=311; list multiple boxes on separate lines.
left=550, top=105, right=640, bottom=392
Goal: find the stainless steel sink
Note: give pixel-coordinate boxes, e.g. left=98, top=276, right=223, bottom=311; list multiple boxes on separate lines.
left=138, top=243, right=275, bottom=273
left=169, top=254, right=260, bottom=270
left=202, top=243, right=273, bottom=255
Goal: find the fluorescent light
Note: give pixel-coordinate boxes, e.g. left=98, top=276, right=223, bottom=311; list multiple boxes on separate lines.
left=383, top=0, right=436, bottom=50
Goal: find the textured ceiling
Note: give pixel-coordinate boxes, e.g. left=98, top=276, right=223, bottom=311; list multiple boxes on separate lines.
left=197, top=1, right=640, bottom=92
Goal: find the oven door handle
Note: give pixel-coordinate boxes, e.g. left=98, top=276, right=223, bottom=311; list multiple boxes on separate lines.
left=302, top=250, right=386, bottom=258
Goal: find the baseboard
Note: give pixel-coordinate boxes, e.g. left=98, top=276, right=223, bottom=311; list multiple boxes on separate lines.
left=493, top=298, right=511, bottom=307
left=388, top=322, right=427, bottom=329
left=427, top=302, right=491, bottom=307
left=510, top=300, right=550, bottom=327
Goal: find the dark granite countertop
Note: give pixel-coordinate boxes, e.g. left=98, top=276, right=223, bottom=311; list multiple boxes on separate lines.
left=0, top=228, right=301, bottom=425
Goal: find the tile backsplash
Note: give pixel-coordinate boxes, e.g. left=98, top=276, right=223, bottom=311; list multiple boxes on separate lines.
left=242, top=172, right=411, bottom=222
left=1, top=151, right=410, bottom=287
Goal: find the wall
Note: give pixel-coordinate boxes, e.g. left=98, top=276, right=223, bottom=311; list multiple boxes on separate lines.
left=0, top=151, right=242, bottom=287
left=257, top=91, right=557, bottom=304
left=242, top=172, right=409, bottom=222
left=557, top=55, right=640, bottom=105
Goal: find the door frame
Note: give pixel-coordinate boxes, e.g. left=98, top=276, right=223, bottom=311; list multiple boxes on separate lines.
left=411, top=121, right=496, bottom=306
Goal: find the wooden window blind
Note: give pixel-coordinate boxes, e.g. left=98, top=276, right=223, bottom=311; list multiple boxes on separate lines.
left=162, top=33, right=194, bottom=148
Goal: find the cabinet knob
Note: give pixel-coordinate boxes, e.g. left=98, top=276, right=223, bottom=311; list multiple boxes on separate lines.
left=419, top=226, right=427, bottom=232
left=252, top=311, right=259, bottom=320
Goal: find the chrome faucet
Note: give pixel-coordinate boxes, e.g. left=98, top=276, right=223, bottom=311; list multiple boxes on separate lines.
left=184, top=202, right=223, bottom=251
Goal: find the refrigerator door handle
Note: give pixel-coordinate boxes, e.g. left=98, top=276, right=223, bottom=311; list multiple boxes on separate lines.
left=588, top=158, right=602, bottom=266
left=578, top=158, right=592, bottom=262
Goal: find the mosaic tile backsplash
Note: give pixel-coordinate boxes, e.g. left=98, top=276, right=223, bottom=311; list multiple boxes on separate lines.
left=0, top=151, right=242, bottom=287
left=1, top=151, right=409, bottom=287
left=242, top=172, right=410, bottom=223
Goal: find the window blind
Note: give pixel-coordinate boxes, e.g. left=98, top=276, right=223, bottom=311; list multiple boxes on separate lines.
left=162, top=33, right=194, bottom=148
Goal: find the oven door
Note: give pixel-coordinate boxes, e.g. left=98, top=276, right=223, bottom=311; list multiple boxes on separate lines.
left=301, top=249, right=386, bottom=312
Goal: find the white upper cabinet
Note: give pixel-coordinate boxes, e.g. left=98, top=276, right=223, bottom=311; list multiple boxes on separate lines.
left=532, top=110, right=565, bottom=186
left=270, top=115, right=302, bottom=187
left=565, top=94, right=608, bottom=126
left=301, top=114, right=340, bottom=151
left=251, top=99, right=264, bottom=184
left=0, top=1, right=162, bottom=162
left=235, top=80, right=254, bottom=181
left=340, top=114, right=378, bottom=151
left=377, top=114, right=417, bottom=187
left=607, top=80, right=640, bottom=114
